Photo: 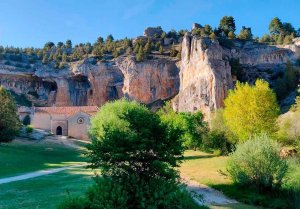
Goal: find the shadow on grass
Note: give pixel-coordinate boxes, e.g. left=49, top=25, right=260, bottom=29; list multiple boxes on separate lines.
left=210, top=183, right=298, bottom=209
left=183, top=155, right=215, bottom=160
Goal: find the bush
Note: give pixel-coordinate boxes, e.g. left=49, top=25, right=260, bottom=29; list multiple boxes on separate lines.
left=57, top=196, right=87, bottom=209
left=158, top=103, right=208, bottom=151
left=202, top=131, right=233, bottom=155
left=26, top=125, right=33, bottom=133
left=227, top=134, right=289, bottom=192
left=58, top=176, right=207, bottom=209
left=87, top=177, right=128, bottom=209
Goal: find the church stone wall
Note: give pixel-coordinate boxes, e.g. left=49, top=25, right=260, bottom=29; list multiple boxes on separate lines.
left=67, top=112, right=91, bottom=140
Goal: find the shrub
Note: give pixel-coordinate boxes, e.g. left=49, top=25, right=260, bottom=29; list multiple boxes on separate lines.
left=58, top=176, right=207, bottom=209
left=57, top=196, right=87, bottom=209
left=227, top=134, right=289, bottom=192
left=26, top=125, right=33, bottom=133
left=87, top=177, right=128, bottom=209
left=158, top=103, right=208, bottom=151
left=202, top=131, right=233, bottom=155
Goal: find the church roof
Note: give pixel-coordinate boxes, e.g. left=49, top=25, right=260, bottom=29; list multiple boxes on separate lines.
left=34, top=106, right=98, bottom=116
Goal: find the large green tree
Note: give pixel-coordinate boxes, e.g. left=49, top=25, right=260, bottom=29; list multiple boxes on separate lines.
left=88, top=99, right=184, bottom=181
left=269, top=17, right=283, bottom=36
left=158, top=103, right=208, bottom=151
left=0, top=87, right=21, bottom=142
left=223, top=79, right=279, bottom=141
left=218, top=16, right=236, bottom=37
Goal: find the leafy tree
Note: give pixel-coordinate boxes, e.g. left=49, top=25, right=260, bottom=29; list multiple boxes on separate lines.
left=228, top=31, right=235, bottom=39
left=203, top=24, right=213, bottom=36
left=170, top=44, right=178, bottom=57
left=96, top=36, right=104, bottom=44
left=282, top=22, right=296, bottom=36
left=133, top=43, right=140, bottom=54
left=158, top=103, right=208, bottom=151
left=136, top=45, right=145, bottom=62
left=88, top=99, right=184, bottom=181
left=44, top=42, right=55, bottom=50
left=209, top=32, right=217, bottom=39
left=269, top=17, right=283, bottom=36
left=285, top=61, right=298, bottom=91
left=274, top=61, right=298, bottom=100
left=161, top=31, right=167, bottom=39
left=106, top=34, right=114, bottom=42
left=0, top=87, right=21, bottom=142
left=223, top=79, right=280, bottom=141
left=42, top=54, right=48, bottom=64
left=237, top=26, right=253, bottom=40
left=259, top=34, right=273, bottom=43
left=57, top=42, right=64, bottom=48
left=218, top=16, right=236, bottom=37
left=66, top=40, right=72, bottom=49
left=84, top=42, right=92, bottom=54
left=92, top=45, right=103, bottom=58
left=144, top=38, right=152, bottom=54
left=61, top=52, right=68, bottom=62
left=283, top=33, right=295, bottom=44
left=159, top=45, right=164, bottom=54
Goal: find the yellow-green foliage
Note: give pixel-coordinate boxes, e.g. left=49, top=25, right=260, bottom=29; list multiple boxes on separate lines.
left=223, top=79, right=279, bottom=141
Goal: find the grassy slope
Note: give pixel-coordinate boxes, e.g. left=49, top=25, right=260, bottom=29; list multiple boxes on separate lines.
left=0, top=167, right=96, bottom=209
left=0, top=139, right=86, bottom=178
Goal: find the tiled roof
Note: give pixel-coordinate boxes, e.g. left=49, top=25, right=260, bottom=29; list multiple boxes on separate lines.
left=34, top=106, right=98, bottom=116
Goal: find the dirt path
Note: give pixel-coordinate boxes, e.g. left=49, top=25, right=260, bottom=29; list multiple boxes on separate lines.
left=0, top=164, right=86, bottom=185
left=183, top=177, right=238, bottom=206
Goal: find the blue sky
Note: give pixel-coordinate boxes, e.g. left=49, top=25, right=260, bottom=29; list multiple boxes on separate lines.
left=0, top=0, right=299, bottom=48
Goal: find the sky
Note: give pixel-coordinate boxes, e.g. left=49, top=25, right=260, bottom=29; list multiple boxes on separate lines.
left=0, top=0, right=299, bottom=48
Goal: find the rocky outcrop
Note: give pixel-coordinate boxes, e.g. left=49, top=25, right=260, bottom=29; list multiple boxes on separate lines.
left=172, top=34, right=233, bottom=119
left=1, top=34, right=300, bottom=119
left=0, top=57, right=179, bottom=108
left=116, top=57, right=179, bottom=104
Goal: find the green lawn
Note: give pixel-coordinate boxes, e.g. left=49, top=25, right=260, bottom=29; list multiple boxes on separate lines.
left=0, top=139, right=87, bottom=178
left=180, top=150, right=299, bottom=209
left=0, top=167, right=96, bottom=209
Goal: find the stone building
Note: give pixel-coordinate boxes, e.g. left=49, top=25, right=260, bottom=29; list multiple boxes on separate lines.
left=30, top=106, right=98, bottom=140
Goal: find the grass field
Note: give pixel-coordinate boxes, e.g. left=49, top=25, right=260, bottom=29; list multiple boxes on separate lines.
left=1, top=139, right=298, bottom=209
left=0, top=138, right=87, bottom=178
left=180, top=150, right=300, bottom=209
left=0, top=167, right=96, bottom=209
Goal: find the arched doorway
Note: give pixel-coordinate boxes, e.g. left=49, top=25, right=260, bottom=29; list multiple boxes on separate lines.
left=56, top=126, right=62, bottom=135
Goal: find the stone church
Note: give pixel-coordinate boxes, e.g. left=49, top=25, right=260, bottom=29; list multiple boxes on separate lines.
left=30, top=106, right=98, bottom=140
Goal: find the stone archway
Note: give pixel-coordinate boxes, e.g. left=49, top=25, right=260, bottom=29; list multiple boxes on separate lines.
left=56, top=126, right=62, bottom=135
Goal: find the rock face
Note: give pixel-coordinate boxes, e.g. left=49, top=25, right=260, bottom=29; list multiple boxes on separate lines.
left=1, top=34, right=300, bottom=118
left=116, top=57, right=179, bottom=104
left=172, top=34, right=233, bottom=119
left=0, top=57, right=179, bottom=108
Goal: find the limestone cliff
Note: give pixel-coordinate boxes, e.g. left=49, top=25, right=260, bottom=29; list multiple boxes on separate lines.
left=0, top=56, right=179, bottom=107
left=172, top=34, right=232, bottom=119
left=1, top=35, right=299, bottom=118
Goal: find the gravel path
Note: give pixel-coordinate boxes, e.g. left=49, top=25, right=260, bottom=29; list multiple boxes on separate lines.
left=183, top=177, right=238, bottom=206
left=0, top=164, right=86, bottom=185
